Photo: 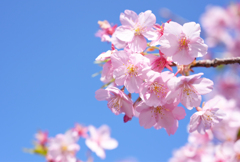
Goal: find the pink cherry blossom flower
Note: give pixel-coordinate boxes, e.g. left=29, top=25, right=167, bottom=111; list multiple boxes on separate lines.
left=227, top=3, right=240, bottom=29
left=188, top=130, right=213, bottom=145
left=189, top=96, right=225, bottom=134
left=136, top=101, right=186, bottom=135
left=139, top=70, right=174, bottom=107
left=95, top=86, right=134, bottom=119
left=215, top=142, right=235, bottom=161
left=145, top=50, right=172, bottom=73
left=72, top=124, right=88, bottom=138
left=211, top=95, right=240, bottom=141
left=95, top=20, right=117, bottom=42
left=100, top=60, right=114, bottom=83
left=215, top=73, right=240, bottom=106
left=95, top=50, right=112, bottom=62
left=166, top=73, right=213, bottom=110
left=111, top=51, right=150, bottom=93
left=113, top=10, right=157, bottom=52
left=95, top=49, right=117, bottom=83
left=150, top=23, right=164, bottom=46
left=200, top=6, right=233, bottom=47
left=159, top=21, right=208, bottom=65
left=35, top=130, right=48, bottom=146
left=85, top=125, right=118, bottom=159
left=234, top=140, right=240, bottom=161
left=150, top=20, right=171, bottom=46
left=47, top=130, right=80, bottom=162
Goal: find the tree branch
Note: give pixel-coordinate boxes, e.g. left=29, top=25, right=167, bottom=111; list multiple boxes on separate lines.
left=171, top=57, right=240, bottom=68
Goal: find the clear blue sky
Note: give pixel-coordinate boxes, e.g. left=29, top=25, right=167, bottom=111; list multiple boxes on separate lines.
left=0, top=0, right=233, bottom=161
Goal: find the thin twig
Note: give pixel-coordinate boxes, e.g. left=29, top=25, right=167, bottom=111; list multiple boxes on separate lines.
left=170, top=57, right=240, bottom=68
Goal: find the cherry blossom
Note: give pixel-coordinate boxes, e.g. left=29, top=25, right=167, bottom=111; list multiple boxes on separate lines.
left=95, top=20, right=117, bottom=42
left=166, top=73, right=213, bottom=110
left=136, top=101, right=186, bottom=135
left=211, top=95, right=240, bottom=141
left=200, top=6, right=232, bottom=47
left=72, top=124, right=88, bottom=138
left=139, top=70, right=174, bottom=107
left=35, top=131, right=48, bottom=146
left=189, top=96, right=225, bottom=134
left=158, top=21, right=208, bottom=65
left=149, top=23, right=165, bottom=46
left=47, top=130, right=80, bottom=162
left=112, top=10, right=157, bottom=52
left=95, top=86, right=134, bottom=119
left=85, top=125, right=118, bottom=159
left=145, top=50, right=172, bottom=72
left=111, top=50, right=149, bottom=93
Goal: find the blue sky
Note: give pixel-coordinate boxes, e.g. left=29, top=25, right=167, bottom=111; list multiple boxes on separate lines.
left=0, top=0, right=233, bottom=161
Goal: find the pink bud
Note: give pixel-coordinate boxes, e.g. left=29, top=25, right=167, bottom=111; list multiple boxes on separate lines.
left=123, top=115, right=132, bottom=123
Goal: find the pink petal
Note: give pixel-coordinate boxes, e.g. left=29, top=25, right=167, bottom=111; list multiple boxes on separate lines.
left=234, top=140, right=240, bottom=154
left=125, top=75, right=142, bottom=93
left=100, top=138, right=118, bottom=150
left=95, top=89, right=110, bottom=101
left=88, top=125, right=99, bottom=140
left=111, top=50, right=130, bottom=68
left=101, top=61, right=113, bottom=83
left=203, top=97, right=221, bottom=110
left=115, top=26, right=135, bottom=42
left=139, top=109, right=156, bottom=129
left=189, top=113, right=201, bottom=133
left=159, top=34, right=179, bottom=57
left=98, top=125, right=111, bottom=137
left=120, top=10, right=138, bottom=27
left=182, top=22, right=201, bottom=40
left=160, top=71, right=174, bottom=83
left=191, top=77, right=213, bottom=95
left=181, top=87, right=202, bottom=110
left=172, top=106, right=186, bottom=120
left=172, top=49, right=195, bottom=65
left=164, top=21, right=182, bottom=36
left=165, top=119, right=178, bottom=135
left=188, top=37, right=208, bottom=58
left=155, top=111, right=175, bottom=133
left=197, top=119, right=207, bottom=134
left=111, top=33, right=127, bottom=49
left=142, top=29, right=158, bottom=40
left=121, top=100, right=134, bottom=118
left=135, top=101, right=150, bottom=112
left=138, top=10, right=156, bottom=29
left=85, top=139, right=99, bottom=151
left=95, top=147, right=106, bottom=159
left=128, top=35, right=147, bottom=52
left=106, top=87, right=122, bottom=95
left=113, top=66, right=128, bottom=86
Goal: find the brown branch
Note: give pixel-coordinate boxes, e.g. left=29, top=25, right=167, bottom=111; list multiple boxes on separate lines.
left=133, top=97, right=142, bottom=107
left=170, top=57, right=240, bottom=68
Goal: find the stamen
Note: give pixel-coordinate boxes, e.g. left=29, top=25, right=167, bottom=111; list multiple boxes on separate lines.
left=108, top=96, right=122, bottom=112
left=126, top=64, right=138, bottom=77
left=149, top=82, right=168, bottom=98
left=179, top=36, right=189, bottom=50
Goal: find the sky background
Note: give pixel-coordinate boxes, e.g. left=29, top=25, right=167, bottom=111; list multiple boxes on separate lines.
left=0, top=0, right=235, bottom=162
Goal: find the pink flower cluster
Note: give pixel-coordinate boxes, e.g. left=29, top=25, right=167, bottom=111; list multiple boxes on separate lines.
left=95, top=10, right=224, bottom=135
left=29, top=124, right=118, bottom=162
left=170, top=96, right=240, bottom=162
left=201, top=3, right=240, bottom=58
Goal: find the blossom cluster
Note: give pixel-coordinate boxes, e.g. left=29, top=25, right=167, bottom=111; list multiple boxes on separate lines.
left=95, top=10, right=225, bottom=135
left=26, top=124, right=118, bottom=162
left=169, top=95, right=240, bottom=162
left=201, top=3, right=240, bottom=56
left=200, top=3, right=240, bottom=107
left=166, top=3, right=240, bottom=161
